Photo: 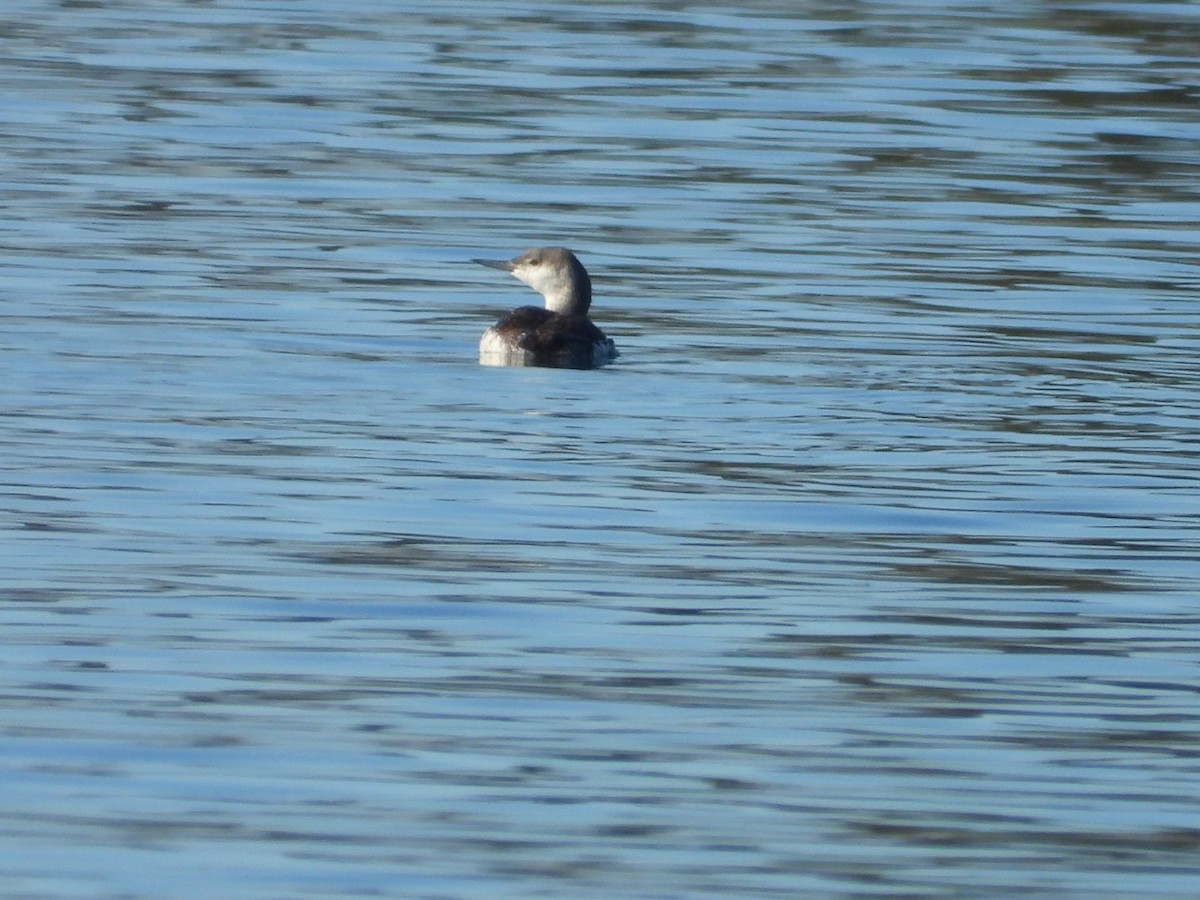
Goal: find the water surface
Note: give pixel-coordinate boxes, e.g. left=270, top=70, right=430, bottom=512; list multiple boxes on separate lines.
left=3, top=1, right=1200, bottom=897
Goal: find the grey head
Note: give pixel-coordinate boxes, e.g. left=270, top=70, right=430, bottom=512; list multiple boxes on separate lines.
left=472, top=246, right=592, bottom=316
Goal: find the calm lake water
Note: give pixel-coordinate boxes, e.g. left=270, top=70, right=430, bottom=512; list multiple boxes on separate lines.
left=4, top=0, right=1200, bottom=896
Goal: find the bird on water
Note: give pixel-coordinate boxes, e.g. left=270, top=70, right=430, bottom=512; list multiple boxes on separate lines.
left=473, top=247, right=617, bottom=368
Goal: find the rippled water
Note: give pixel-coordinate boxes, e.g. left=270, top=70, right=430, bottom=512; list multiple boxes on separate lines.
left=4, top=1, right=1200, bottom=896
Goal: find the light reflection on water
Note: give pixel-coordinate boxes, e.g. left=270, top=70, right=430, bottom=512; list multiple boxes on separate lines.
left=4, top=0, right=1200, bottom=896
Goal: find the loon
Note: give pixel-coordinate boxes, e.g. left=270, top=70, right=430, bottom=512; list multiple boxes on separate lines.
left=473, top=247, right=618, bottom=368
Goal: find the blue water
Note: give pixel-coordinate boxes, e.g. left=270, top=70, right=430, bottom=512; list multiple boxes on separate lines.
left=3, top=1, right=1200, bottom=897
